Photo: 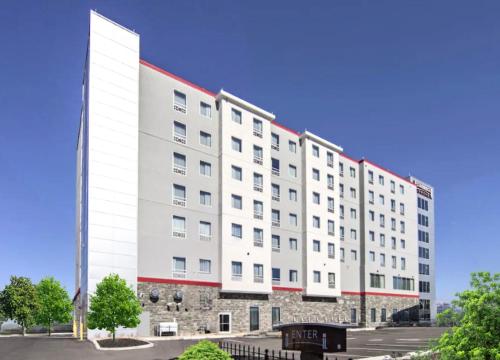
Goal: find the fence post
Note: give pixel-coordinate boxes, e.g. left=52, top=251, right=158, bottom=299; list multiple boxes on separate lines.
left=265, top=348, right=269, bottom=360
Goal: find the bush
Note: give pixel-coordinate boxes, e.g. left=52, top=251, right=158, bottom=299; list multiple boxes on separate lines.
left=178, top=340, right=232, bottom=360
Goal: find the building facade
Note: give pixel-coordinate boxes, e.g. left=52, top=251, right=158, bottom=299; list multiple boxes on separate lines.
left=74, top=12, right=434, bottom=339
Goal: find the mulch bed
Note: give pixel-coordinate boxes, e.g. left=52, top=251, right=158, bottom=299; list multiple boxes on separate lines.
left=97, top=338, right=150, bottom=348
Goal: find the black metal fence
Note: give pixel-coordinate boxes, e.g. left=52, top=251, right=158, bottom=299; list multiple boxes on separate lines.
left=219, top=341, right=356, bottom=360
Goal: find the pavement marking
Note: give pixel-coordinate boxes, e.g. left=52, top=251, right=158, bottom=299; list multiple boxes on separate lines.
left=368, top=338, right=383, bottom=342
left=347, top=337, right=357, bottom=340
left=397, top=338, right=423, bottom=341
left=365, top=343, right=426, bottom=348
left=348, top=347, right=421, bottom=352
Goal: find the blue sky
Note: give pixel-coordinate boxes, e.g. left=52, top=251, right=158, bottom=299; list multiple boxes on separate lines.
left=1, top=1, right=499, bottom=301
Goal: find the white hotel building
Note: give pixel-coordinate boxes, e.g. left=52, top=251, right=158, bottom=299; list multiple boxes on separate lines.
left=74, top=12, right=435, bottom=339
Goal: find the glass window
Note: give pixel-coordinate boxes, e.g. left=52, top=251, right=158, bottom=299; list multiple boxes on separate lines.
left=288, top=140, right=296, bottom=153
left=312, top=168, right=320, bottom=181
left=312, top=216, right=320, bottom=228
left=231, top=194, right=242, bottom=209
left=172, top=216, right=185, bottom=231
left=174, top=121, right=186, bottom=137
left=313, top=240, right=320, bottom=252
left=328, top=197, right=334, bottom=212
left=369, top=251, right=375, bottom=262
left=369, top=231, right=375, bottom=242
left=350, top=167, right=356, bottom=178
left=200, top=161, right=211, bottom=176
left=327, top=174, right=334, bottom=189
left=253, top=145, right=263, bottom=162
left=174, top=90, right=186, bottom=110
left=232, top=261, right=242, bottom=277
left=380, top=253, right=386, bottom=267
left=392, top=256, right=397, bottom=268
left=199, top=221, right=212, bottom=237
left=351, top=229, right=357, bottom=240
left=289, top=189, right=297, bottom=201
left=379, top=195, right=385, bottom=205
left=379, top=175, right=384, bottom=185
left=313, top=271, right=321, bottom=283
left=351, top=250, right=357, bottom=260
left=313, top=192, right=320, bottom=204
left=312, top=145, right=320, bottom=157
left=368, top=170, right=374, bottom=183
left=253, top=118, right=262, bottom=135
left=328, top=273, right=336, bottom=288
left=328, top=220, right=335, bottom=235
left=289, top=270, right=298, bottom=282
left=380, top=234, right=385, bottom=247
left=289, top=238, right=298, bottom=250
left=272, top=268, right=281, bottom=282
left=340, top=248, right=345, bottom=262
left=401, top=257, right=406, bottom=270
left=231, top=137, right=242, bottom=152
left=173, top=184, right=186, bottom=200
left=350, top=208, right=356, bottom=219
left=199, top=259, right=211, bottom=273
left=173, top=152, right=186, bottom=167
left=254, top=264, right=264, bottom=281
left=272, top=235, right=280, bottom=250
left=328, top=243, right=335, bottom=258
left=289, top=165, right=297, bottom=178
left=254, top=228, right=263, bottom=245
left=200, top=131, right=211, bottom=147
left=390, top=180, right=396, bottom=193
left=232, top=108, right=242, bottom=124
left=232, top=165, right=242, bottom=181
left=200, top=102, right=211, bottom=118
left=327, top=152, right=334, bottom=167
left=200, top=191, right=212, bottom=206
left=271, top=133, right=279, bottom=149
left=173, top=257, right=186, bottom=272
left=231, top=223, right=242, bottom=238
left=289, top=213, right=298, bottom=226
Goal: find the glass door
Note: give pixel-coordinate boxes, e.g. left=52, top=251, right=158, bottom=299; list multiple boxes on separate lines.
left=219, top=313, right=231, bottom=333
left=250, top=306, right=259, bottom=331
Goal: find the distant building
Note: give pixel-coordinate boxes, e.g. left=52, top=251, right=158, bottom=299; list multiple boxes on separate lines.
left=437, top=302, right=451, bottom=314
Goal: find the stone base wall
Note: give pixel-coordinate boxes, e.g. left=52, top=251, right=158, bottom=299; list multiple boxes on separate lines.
left=363, top=295, right=419, bottom=326
left=138, top=282, right=417, bottom=336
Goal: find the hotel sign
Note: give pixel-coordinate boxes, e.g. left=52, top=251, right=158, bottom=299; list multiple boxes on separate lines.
left=279, top=323, right=348, bottom=356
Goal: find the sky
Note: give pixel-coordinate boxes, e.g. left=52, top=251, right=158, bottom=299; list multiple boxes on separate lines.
left=0, top=0, right=499, bottom=302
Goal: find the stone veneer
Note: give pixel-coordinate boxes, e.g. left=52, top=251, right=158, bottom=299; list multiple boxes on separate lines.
left=137, top=281, right=416, bottom=336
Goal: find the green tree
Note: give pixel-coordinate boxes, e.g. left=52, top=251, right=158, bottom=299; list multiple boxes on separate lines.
left=36, top=277, right=72, bottom=336
left=179, top=340, right=232, bottom=360
left=87, top=274, right=142, bottom=341
left=0, top=276, right=39, bottom=335
left=433, top=272, right=500, bottom=360
left=436, top=307, right=462, bottom=327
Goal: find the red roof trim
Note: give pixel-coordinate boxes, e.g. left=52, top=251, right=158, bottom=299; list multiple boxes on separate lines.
left=339, top=153, right=358, bottom=163
left=342, top=291, right=419, bottom=299
left=138, top=277, right=222, bottom=288
left=272, top=286, right=303, bottom=292
left=272, top=121, right=301, bottom=136
left=139, top=59, right=217, bottom=97
left=360, top=159, right=415, bottom=186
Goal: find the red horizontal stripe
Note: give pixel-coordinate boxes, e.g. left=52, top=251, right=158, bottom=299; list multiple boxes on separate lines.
left=339, top=153, right=359, bottom=163
left=272, top=121, right=301, bottom=136
left=140, top=59, right=217, bottom=97
left=272, top=286, right=303, bottom=292
left=137, top=277, right=222, bottom=288
left=361, top=159, right=415, bottom=186
left=342, top=291, right=419, bottom=299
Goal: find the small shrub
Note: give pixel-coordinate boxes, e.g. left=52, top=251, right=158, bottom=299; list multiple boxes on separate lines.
left=178, top=340, right=232, bottom=360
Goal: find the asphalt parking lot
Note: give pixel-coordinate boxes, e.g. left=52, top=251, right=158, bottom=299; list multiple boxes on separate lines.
left=0, top=327, right=447, bottom=360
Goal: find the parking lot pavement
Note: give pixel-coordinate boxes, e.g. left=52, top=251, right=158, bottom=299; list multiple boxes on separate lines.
left=0, top=327, right=448, bottom=360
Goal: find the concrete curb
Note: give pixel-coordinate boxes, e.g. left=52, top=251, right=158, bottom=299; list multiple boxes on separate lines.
left=91, top=339, right=154, bottom=351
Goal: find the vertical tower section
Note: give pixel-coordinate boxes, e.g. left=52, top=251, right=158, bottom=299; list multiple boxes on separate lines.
left=82, top=11, right=140, bottom=339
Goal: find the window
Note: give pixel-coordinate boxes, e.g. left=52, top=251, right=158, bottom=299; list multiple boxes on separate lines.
left=312, top=216, right=320, bottom=228
left=232, top=165, right=242, bottom=181
left=391, top=237, right=396, bottom=250
left=272, top=268, right=281, bottom=283
left=271, top=184, right=280, bottom=201
left=328, top=197, right=334, bottom=212
left=288, top=140, right=296, bottom=153
left=401, top=239, right=406, bottom=249
left=419, top=281, right=431, bottom=293
left=231, top=108, right=242, bottom=124
left=418, top=197, right=429, bottom=211
left=231, top=224, right=242, bottom=239
left=400, top=184, right=405, bottom=194
left=393, top=276, right=415, bottom=291
left=371, top=308, right=376, bottom=322
left=339, top=162, right=344, bottom=176
left=272, top=210, right=280, bottom=227
left=199, top=221, right=212, bottom=241
left=370, top=274, right=385, bottom=289
left=391, top=199, right=396, bottom=212
left=350, top=229, right=357, bottom=240
left=253, top=173, right=263, bottom=192
left=289, top=238, right=298, bottom=250
left=232, top=261, right=242, bottom=280
left=289, top=189, right=297, bottom=201
left=400, top=221, right=406, bottom=233
left=254, top=264, right=264, bottom=283
left=173, top=121, right=187, bottom=144
left=313, top=240, right=321, bottom=252
left=340, top=248, right=345, bottom=262
left=350, top=187, right=356, bottom=199
left=419, top=230, right=430, bottom=243
left=253, top=228, right=263, bottom=247
left=419, top=246, right=430, bottom=259
left=368, top=191, right=374, bottom=204
left=200, top=101, right=211, bottom=118
left=391, top=218, right=396, bottom=231
left=328, top=220, right=335, bottom=235
left=380, top=214, right=385, bottom=228
left=380, top=253, right=386, bottom=267
left=272, top=235, right=280, bottom=250
left=351, top=308, right=357, bottom=323
left=379, top=195, right=385, bottom=205
left=400, top=203, right=405, bottom=215
left=351, top=250, right=357, bottom=261
left=350, top=167, right=356, bottom=178
left=199, top=259, right=211, bottom=273
left=289, top=165, right=297, bottom=178
left=401, top=257, right=406, bottom=270
left=368, top=170, right=374, bottom=184
left=253, top=118, right=263, bottom=137
left=174, top=90, right=186, bottom=113
left=231, top=194, right=242, bottom=209
left=231, top=137, right=242, bottom=152
left=379, top=175, right=384, bottom=185
left=340, top=226, right=345, bottom=240
left=271, top=158, right=280, bottom=176
left=254, top=201, right=263, bottom=220
left=328, top=243, right=335, bottom=258
left=313, top=271, right=321, bottom=283
left=172, top=184, right=186, bottom=206
left=418, top=214, right=429, bottom=227
left=312, top=168, right=320, bottom=181
left=381, top=308, right=387, bottom=322
left=327, top=174, right=334, bottom=190
left=350, top=208, right=357, bottom=219
left=289, top=270, right=298, bottom=282
left=312, top=145, right=320, bottom=157
left=339, top=183, right=344, bottom=198
left=380, top=234, right=385, bottom=247
left=328, top=273, right=336, bottom=288
left=390, top=180, right=396, bottom=193
left=172, top=216, right=186, bottom=237
left=340, top=205, right=345, bottom=219
left=369, top=231, right=375, bottom=242
left=327, top=152, right=334, bottom=167
left=392, top=256, right=397, bottom=269
left=200, top=191, right=212, bottom=206
left=253, top=145, right=263, bottom=165
left=173, top=152, right=187, bottom=175
left=289, top=213, right=298, bottom=226
left=369, top=251, right=375, bottom=262
left=172, top=257, right=186, bottom=277
left=419, top=263, right=430, bottom=275
left=369, top=210, right=375, bottom=221
left=200, top=131, right=211, bottom=147
left=200, top=161, right=211, bottom=176
left=312, top=192, right=320, bottom=204
left=271, top=133, right=279, bottom=150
